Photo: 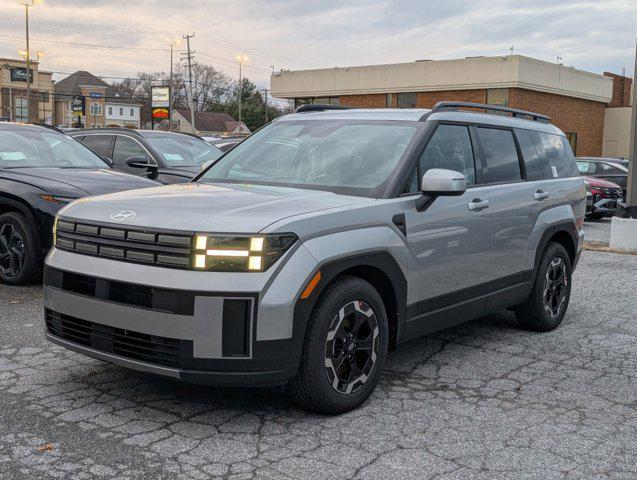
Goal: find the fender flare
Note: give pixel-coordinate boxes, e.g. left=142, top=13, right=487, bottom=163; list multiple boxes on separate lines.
left=532, top=220, right=578, bottom=281
left=291, top=250, right=407, bottom=360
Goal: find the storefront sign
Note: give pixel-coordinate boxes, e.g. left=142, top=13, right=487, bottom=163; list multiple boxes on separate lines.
left=151, top=107, right=169, bottom=119
left=151, top=86, right=170, bottom=108
left=71, top=96, right=85, bottom=117
left=9, top=67, right=34, bottom=83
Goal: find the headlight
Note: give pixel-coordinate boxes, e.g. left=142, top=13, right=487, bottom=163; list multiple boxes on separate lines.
left=192, top=233, right=297, bottom=272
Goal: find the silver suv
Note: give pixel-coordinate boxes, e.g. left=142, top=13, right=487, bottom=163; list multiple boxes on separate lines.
left=44, top=102, right=586, bottom=414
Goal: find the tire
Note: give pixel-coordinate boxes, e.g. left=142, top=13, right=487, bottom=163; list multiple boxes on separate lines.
left=585, top=212, right=605, bottom=220
left=288, top=276, right=389, bottom=414
left=0, top=212, right=42, bottom=285
left=514, top=242, right=572, bottom=332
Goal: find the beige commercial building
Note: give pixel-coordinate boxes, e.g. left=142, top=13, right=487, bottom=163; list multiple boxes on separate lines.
left=0, top=58, right=54, bottom=124
left=272, top=55, right=633, bottom=157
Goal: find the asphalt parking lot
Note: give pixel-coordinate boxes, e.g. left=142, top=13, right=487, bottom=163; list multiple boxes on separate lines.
left=1, top=223, right=635, bottom=479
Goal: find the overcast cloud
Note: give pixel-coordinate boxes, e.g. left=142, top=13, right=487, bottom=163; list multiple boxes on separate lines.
left=1, top=0, right=635, bottom=90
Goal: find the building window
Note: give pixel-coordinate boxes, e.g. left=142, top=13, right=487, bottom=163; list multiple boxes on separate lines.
left=294, top=97, right=339, bottom=109
left=90, top=104, right=102, bottom=115
left=486, top=88, right=509, bottom=116
left=119, top=107, right=124, bottom=116
left=566, top=132, right=577, bottom=155
left=15, top=97, right=28, bottom=122
left=39, top=91, right=49, bottom=103
left=386, top=93, right=394, bottom=108
left=396, top=92, right=417, bottom=108
left=130, top=108, right=134, bottom=116
left=108, top=106, right=113, bottom=116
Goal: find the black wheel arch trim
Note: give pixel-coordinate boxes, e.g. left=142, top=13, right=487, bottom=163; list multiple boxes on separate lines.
left=291, top=251, right=407, bottom=363
left=533, top=221, right=578, bottom=281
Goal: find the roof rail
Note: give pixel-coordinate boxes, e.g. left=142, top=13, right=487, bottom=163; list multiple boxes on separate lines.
left=431, top=101, right=550, bottom=123
left=31, top=123, right=67, bottom=134
left=295, top=104, right=350, bottom=113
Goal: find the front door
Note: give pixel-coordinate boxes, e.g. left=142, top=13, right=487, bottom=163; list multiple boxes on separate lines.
left=402, top=123, right=494, bottom=339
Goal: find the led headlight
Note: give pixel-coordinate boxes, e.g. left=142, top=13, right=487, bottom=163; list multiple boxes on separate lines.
left=193, top=233, right=297, bottom=272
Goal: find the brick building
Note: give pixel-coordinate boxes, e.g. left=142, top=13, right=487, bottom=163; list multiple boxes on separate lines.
left=271, top=55, right=632, bottom=157
left=0, top=58, right=54, bottom=124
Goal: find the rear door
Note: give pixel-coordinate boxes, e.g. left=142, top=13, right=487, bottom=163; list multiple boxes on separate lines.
left=403, top=123, right=493, bottom=335
left=474, top=126, right=534, bottom=287
left=79, top=134, right=114, bottom=161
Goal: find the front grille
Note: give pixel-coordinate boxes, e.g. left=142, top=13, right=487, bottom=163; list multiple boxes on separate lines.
left=46, top=309, right=185, bottom=368
left=598, top=187, right=623, bottom=199
left=55, top=219, right=193, bottom=269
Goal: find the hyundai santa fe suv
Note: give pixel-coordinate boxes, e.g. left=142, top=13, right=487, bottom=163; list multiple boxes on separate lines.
left=44, top=102, right=586, bottom=414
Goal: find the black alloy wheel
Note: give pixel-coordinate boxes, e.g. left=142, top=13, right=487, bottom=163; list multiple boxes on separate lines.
left=324, top=300, right=380, bottom=395
left=543, top=257, right=568, bottom=319
left=0, top=222, right=25, bottom=278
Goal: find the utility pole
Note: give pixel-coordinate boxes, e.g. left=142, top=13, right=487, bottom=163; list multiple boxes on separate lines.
left=236, top=55, right=248, bottom=132
left=263, top=88, right=269, bottom=124
left=181, top=33, right=196, bottom=131
left=24, top=1, right=30, bottom=123
left=166, top=38, right=181, bottom=131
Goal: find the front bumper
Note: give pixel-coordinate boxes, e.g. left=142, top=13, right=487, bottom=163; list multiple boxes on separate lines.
left=43, top=245, right=319, bottom=386
left=592, top=197, right=623, bottom=216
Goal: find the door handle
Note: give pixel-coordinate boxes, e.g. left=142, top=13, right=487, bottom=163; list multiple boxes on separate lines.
left=534, top=190, right=550, bottom=201
left=468, top=199, right=489, bottom=211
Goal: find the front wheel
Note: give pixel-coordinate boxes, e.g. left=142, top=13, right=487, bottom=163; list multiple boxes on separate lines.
left=0, top=212, right=41, bottom=285
left=514, top=242, right=572, bottom=331
left=288, top=276, right=389, bottom=414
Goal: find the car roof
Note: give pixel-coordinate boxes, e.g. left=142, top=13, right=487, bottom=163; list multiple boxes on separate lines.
left=0, top=122, right=65, bottom=133
left=279, top=108, right=564, bottom=135
left=67, top=128, right=204, bottom=140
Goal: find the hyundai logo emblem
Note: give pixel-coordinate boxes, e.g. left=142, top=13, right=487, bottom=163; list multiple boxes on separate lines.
left=110, top=210, right=136, bottom=222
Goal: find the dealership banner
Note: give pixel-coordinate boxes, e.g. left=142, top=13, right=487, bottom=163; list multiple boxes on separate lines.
left=10, top=67, right=34, bottom=83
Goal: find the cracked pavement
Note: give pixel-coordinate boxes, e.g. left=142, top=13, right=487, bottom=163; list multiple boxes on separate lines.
left=0, top=248, right=635, bottom=479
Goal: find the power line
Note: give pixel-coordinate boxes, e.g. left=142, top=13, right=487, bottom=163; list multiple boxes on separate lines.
left=0, top=34, right=168, bottom=52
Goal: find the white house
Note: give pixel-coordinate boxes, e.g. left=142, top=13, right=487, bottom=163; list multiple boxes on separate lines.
left=105, top=93, right=141, bottom=128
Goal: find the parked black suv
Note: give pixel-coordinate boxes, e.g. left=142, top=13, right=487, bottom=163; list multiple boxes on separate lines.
left=69, top=128, right=223, bottom=184
left=0, top=123, right=158, bottom=285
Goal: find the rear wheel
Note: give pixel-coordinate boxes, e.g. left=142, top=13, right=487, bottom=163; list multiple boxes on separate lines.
left=514, top=242, right=572, bottom=331
left=288, top=276, right=388, bottom=414
left=0, top=212, right=41, bottom=285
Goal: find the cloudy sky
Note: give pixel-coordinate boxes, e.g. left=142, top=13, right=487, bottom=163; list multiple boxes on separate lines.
left=1, top=0, right=635, bottom=93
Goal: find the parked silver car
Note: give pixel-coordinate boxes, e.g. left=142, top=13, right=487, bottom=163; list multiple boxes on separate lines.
left=44, top=102, right=586, bottom=413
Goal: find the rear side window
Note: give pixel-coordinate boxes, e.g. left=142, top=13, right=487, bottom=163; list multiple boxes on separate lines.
left=81, top=135, right=112, bottom=157
left=534, top=132, right=578, bottom=179
left=419, top=124, right=476, bottom=185
left=476, top=128, right=521, bottom=183
left=515, top=129, right=543, bottom=181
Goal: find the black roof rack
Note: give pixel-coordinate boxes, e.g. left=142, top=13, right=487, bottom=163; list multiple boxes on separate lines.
left=431, top=101, right=550, bottom=123
left=295, top=104, right=350, bottom=113
left=31, top=123, right=67, bottom=134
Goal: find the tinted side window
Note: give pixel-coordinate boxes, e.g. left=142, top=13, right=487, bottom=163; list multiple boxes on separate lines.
left=476, top=128, right=521, bottom=183
left=515, top=129, right=543, bottom=181
left=81, top=135, right=112, bottom=157
left=112, top=136, right=149, bottom=166
left=419, top=124, right=476, bottom=185
left=535, top=132, right=578, bottom=179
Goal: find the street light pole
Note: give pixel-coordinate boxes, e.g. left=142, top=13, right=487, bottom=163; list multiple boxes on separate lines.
left=166, top=38, right=180, bottom=131
left=236, top=55, right=248, bottom=132
left=19, top=0, right=41, bottom=124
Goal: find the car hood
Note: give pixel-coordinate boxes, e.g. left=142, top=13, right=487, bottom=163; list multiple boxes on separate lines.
left=58, top=182, right=374, bottom=233
left=584, top=176, right=622, bottom=188
left=3, top=167, right=159, bottom=197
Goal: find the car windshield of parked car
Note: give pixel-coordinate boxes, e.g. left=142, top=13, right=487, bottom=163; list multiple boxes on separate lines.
left=145, top=136, right=223, bottom=167
left=199, top=120, right=418, bottom=195
left=0, top=130, right=108, bottom=169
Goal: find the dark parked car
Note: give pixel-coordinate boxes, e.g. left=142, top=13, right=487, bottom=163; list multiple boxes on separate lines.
left=0, top=123, right=158, bottom=285
left=576, top=157, right=628, bottom=192
left=69, top=128, right=223, bottom=184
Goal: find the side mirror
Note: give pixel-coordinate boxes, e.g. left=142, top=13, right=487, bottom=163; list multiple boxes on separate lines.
left=421, top=168, right=467, bottom=196
left=126, top=156, right=156, bottom=170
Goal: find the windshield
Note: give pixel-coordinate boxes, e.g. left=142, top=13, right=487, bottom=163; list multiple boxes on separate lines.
left=199, top=120, right=418, bottom=195
left=0, top=129, right=108, bottom=169
left=145, top=135, right=223, bottom=167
